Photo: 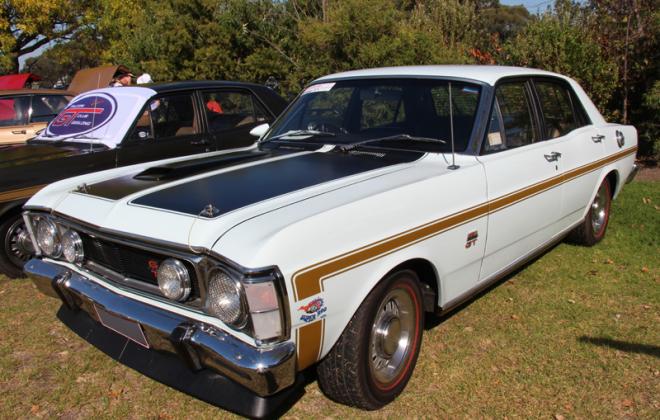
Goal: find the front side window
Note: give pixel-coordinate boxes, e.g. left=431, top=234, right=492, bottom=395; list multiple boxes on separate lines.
left=0, top=96, right=30, bottom=127
left=130, top=93, right=197, bottom=140
left=483, top=82, right=537, bottom=153
left=264, top=79, right=482, bottom=153
left=535, top=81, right=578, bottom=139
left=203, top=90, right=268, bottom=133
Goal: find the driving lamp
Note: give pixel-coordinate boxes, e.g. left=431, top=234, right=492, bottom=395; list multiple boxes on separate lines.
left=61, top=229, right=84, bottom=264
left=156, top=258, right=191, bottom=301
left=205, top=270, right=245, bottom=326
left=35, top=218, right=61, bottom=257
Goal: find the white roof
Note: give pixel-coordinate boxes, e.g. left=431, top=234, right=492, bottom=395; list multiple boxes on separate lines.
left=314, top=65, right=566, bottom=86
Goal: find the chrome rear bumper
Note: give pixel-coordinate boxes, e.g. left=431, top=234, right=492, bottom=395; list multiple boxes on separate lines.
left=25, top=258, right=296, bottom=397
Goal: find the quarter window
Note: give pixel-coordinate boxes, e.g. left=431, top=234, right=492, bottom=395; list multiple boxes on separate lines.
left=483, top=82, right=537, bottom=153
left=535, top=81, right=579, bottom=139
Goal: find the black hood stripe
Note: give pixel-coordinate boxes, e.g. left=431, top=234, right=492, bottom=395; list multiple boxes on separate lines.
left=84, top=149, right=286, bottom=200
left=131, top=150, right=422, bottom=218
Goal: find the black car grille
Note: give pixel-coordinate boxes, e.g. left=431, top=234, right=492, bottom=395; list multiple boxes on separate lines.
left=80, top=232, right=189, bottom=287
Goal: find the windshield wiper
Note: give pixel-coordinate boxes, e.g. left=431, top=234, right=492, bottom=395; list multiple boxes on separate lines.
left=267, top=129, right=336, bottom=142
left=367, top=134, right=446, bottom=145
left=341, top=134, right=447, bottom=151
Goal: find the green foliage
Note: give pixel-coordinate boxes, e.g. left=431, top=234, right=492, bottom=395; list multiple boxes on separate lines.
left=0, top=0, right=99, bottom=74
left=499, top=3, right=618, bottom=113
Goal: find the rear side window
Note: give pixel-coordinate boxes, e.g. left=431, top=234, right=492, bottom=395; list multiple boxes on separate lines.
left=534, top=81, right=580, bottom=139
left=0, top=96, right=30, bottom=126
left=203, top=90, right=268, bottom=133
left=30, top=95, right=71, bottom=123
left=483, top=82, right=537, bottom=153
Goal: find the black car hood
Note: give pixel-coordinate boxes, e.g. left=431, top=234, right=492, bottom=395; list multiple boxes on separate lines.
left=0, top=142, right=83, bottom=169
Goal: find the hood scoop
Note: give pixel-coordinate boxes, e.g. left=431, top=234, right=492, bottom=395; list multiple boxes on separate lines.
left=134, top=150, right=269, bottom=181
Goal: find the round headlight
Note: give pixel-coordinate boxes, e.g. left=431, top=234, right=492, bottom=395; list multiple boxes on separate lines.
left=206, top=270, right=245, bottom=326
left=36, top=218, right=61, bottom=257
left=156, top=258, right=191, bottom=301
left=61, top=230, right=84, bottom=264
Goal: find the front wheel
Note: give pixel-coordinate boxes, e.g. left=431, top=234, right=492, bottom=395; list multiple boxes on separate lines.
left=317, top=270, right=424, bottom=409
left=567, top=178, right=612, bottom=246
left=0, top=212, right=34, bottom=278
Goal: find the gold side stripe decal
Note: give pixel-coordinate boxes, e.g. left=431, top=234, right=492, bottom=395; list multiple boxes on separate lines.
left=0, top=184, right=48, bottom=203
left=292, top=146, right=636, bottom=303
left=296, top=318, right=324, bottom=370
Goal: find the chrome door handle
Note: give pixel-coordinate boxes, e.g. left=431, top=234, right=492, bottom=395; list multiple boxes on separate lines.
left=544, top=152, right=562, bottom=162
left=190, top=138, right=209, bottom=146
left=11, top=130, right=26, bottom=135
left=592, top=134, right=605, bottom=143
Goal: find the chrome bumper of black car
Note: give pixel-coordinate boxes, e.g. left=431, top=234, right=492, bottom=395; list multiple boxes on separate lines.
left=25, top=258, right=297, bottom=398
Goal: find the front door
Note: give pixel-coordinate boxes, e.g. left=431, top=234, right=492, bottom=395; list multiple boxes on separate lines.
left=116, top=92, right=213, bottom=166
left=477, top=80, right=565, bottom=282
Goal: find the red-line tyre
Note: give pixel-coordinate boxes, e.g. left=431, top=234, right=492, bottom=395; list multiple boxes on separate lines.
left=567, top=178, right=612, bottom=246
left=317, top=269, right=424, bottom=409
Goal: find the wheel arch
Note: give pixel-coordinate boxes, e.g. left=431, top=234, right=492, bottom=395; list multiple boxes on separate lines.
left=0, top=199, right=27, bottom=220
left=382, top=258, right=439, bottom=313
left=604, top=170, right=620, bottom=199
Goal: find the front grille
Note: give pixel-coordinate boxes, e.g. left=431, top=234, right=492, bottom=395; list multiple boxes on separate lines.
left=79, top=233, right=197, bottom=297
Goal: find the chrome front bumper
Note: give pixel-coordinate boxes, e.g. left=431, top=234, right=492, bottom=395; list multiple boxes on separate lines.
left=25, top=258, right=296, bottom=397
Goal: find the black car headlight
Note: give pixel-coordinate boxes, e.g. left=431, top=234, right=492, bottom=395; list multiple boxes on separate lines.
left=157, top=258, right=191, bottom=301
left=35, top=218, right=61, bottom=257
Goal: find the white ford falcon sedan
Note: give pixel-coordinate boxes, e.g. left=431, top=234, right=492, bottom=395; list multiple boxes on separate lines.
left=23, top=66, right=637, bottom=417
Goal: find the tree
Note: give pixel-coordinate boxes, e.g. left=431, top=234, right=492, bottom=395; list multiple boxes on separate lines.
left=0, top=0, right=99, bottom=74
left=499, top=1, right=618, bottom=112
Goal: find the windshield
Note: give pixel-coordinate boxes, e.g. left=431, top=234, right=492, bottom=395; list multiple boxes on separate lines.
left=263, top=78, right=482, bottom=152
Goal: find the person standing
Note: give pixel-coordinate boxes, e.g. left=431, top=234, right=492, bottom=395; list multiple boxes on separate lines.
left=110, top=66, right=134, bottom=87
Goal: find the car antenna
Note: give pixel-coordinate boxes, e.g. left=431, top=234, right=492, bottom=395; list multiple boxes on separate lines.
left=447, top=81, right=459, bottom=170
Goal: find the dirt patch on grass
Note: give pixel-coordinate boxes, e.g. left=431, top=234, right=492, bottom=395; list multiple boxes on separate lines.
left=636, top=164, right=660, bottom=181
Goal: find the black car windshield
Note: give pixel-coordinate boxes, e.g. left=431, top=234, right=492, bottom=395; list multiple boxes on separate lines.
left=263, top=78, right=482, bottom=153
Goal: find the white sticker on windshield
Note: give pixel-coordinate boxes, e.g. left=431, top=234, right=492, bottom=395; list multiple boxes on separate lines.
left=302, top=82, right=335, bottom=95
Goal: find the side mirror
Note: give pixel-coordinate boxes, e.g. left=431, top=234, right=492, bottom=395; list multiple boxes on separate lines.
left=249, top=123, right=269, bottom=139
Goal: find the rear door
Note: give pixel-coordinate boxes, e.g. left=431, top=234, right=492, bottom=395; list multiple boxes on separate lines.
left=477, top=79, right=566, bottom=282
left=116, top=92, right=212, bottom=165
left=200, top=89, right=272, bottom=150
left=531, top=78, right=603, bottom=229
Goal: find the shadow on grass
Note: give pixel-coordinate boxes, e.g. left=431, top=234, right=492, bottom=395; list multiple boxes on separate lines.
left=424, top=240, right=563, bottom=330
left=578, top=336, right=660, bottom=358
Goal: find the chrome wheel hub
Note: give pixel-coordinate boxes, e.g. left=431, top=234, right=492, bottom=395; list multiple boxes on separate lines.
left=591, top=183, right=608, bottom=234
left=370, top=288, right=415, bottom=384
left=6, top=219, right=34, bottom=266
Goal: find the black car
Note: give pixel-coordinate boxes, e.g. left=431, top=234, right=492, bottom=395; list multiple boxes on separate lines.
left=0, top=81, right=287, bottom=277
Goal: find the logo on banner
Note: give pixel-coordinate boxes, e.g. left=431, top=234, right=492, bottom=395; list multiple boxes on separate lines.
left=48, top=93, right=117, bottom=137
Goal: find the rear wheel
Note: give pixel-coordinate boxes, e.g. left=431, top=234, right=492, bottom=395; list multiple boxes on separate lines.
left=568, top=178, right=612, bottom=246
left=317, top=270, right=424, bottom=409
left=0, top=212, right=33, bottom=278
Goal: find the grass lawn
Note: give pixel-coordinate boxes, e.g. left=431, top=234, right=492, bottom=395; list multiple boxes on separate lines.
left=0, top=179, right=657, bottom=419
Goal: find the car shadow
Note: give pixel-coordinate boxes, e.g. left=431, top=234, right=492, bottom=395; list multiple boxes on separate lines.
left=578, top=336, right=660, bottom=358
left=424, top=240, right=562, bottom=330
